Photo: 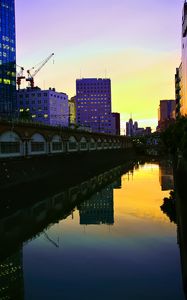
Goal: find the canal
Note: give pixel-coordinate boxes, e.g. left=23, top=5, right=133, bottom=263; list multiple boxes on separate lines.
left=0, top=160, right=185, bottom=300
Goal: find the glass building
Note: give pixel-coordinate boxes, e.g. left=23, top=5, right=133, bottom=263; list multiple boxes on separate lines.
left=0, top=0, right=16, bottom=117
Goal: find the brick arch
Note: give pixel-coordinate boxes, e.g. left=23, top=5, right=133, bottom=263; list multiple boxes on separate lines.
left=50, top=134, right=63, bottom=153
left=79, top=136, right=88, bottom=151
left=68, top=136, right=78, bottom=152
left=0, top=130, right=23, bottom=142
left=0, top=131, right=23, bottom=157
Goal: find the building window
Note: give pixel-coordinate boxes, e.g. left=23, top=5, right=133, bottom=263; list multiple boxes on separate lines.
left=0, top=142, right=20, bottom=154
left=69, top=142, right=77, bottom=150
left=52, top=142, right=62, bottom=151
left=31, top=142, right=44, bottom=152
left=80, top=142, right=87, bottom=149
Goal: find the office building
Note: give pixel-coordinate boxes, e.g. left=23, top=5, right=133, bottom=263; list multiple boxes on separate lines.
left=126, top=118, right=151, bottom=136
left=175, top=64, right=182, bottom=118
left=76, top=78, right=116, bottom=134
left=112, top=112, right=120, bottom=135
left=69, top=96, right=76, bottom=125
left=0, top=0, right=16, bottom=117
left=126, top=118, right=134, bottom=136
left=17, top=87, right=69, bottom=126
left=157, top=100, right=176, bottom=131
left=181, top=1, right=187, bottom=116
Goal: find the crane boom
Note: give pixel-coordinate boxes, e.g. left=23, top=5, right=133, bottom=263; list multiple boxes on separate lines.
left=26, top=53, right=54, bottom=88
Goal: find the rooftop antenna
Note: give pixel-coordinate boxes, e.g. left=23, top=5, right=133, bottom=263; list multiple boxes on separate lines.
left=104, top=68, right=107, bottom=78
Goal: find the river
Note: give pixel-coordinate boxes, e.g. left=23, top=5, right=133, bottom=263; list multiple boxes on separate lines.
left=0, top=160, right=185, bottom=300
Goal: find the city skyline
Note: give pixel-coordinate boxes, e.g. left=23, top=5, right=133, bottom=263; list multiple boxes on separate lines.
left=15, top=0, right=182, bottom=131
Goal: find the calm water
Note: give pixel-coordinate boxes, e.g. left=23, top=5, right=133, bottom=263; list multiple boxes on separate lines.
left=0, top=161, right=185, bottom=299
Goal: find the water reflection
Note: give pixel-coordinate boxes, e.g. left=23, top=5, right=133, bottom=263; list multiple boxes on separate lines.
left=78, top=179, right=121, bottom=225
left=0, top=160, right=186, bottom=299
left=0, top=249, right=24, bottom=300
left=159, top=162, right=187, bottom=299
left=173, top=169, right=187, bottom=299
left=159, top=160, right=174, bottom=191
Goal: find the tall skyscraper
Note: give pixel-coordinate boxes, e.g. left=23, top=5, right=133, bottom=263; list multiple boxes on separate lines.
left=0, top=0, right=16, bottom=117
left=112, top=112, right=121, bottom=135
left=175, top=64, right=182, bottom=118
left=76, top=78, right=115, bottom=134
left=181, top=1, right=187, bottom=116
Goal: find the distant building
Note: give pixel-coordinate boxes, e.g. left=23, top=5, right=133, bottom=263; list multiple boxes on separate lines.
left=126, top=118, right=151, bottom=136
left=0, top=0, right=16, bottom=117
left=76, top=78, right=116, bottom=134
left=69, top=96, right=76, bottom=125
left=145, top=127, right=152, bottom=135
left=112, top=112, right=120, bottom=135
left=126, top=118, right=134, bottom=136
left=16, top=87, right=69, bottom=127
left=157, top=100, right=176, bottom=132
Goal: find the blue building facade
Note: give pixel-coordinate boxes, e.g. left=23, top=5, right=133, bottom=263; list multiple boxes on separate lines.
left=0, top=0, right=16, bottom=117
left=17, top=87, right=69, bottom=127
left=76, top=78, right=116, bottom=134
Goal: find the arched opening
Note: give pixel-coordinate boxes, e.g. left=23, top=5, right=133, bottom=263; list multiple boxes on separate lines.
left=29, top=133, right=46, bottom=154
left=68, top=136, right=78, bottom=152
left=51, top=135, right=63, bottom=153
left=89, top=138, right=96, bottom=150
left=103, top=139, right=108, bottom=149
left=97, top=138, right=102, bottom=150
left=79, top=137, right=88, bottom=151
left=0, top=131, right=22, bottom=157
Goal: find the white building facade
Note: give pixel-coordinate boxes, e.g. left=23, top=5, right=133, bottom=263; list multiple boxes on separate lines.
left=17, top=87, right=69, bottom=127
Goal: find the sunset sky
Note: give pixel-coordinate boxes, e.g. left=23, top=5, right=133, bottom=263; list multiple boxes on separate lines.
left=15, top=0, right=183, bottom=132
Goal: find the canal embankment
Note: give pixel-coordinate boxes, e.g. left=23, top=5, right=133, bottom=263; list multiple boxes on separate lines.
left=0, top=148, right=136, bottom=197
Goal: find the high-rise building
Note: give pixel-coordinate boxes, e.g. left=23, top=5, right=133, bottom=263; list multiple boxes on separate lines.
left=17, top=87, right=69, bottom=126
left=126, top=118, right=151, bottom=136
left=112, top=112, right=121, bottom=135
left=76, top=78, right=116, bottom=134
left=157, top=99, right=176, bottom=131
left=0, top=0, right=16, bottom=117
left=181, top=1, right=187, bottom=115
left=126, top=118, right=134, bottom=136
left=175, top=64, right=182, bottom=118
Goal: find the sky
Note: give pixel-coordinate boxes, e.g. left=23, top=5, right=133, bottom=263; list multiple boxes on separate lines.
left=15, top=0, right=184, bottom=132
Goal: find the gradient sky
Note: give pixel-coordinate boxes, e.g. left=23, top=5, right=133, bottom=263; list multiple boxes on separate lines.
left=15, top=0, right=183, bottom=131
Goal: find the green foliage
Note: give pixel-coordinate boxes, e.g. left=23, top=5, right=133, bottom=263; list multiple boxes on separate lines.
left=161, top=117, right=187, bottom=158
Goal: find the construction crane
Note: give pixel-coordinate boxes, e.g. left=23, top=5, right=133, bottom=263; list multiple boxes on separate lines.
left=26, top=53, right=54, bottom=88
left=43, top=231, right=59, bottom=248
left=16, top=64, right=25, bottom=90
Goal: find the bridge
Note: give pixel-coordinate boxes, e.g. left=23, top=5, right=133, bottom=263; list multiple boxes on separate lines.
left=0, top=119, right=132, bottom=158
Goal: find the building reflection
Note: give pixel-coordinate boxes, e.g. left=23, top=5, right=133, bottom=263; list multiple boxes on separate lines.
left=160, top=165, right=187, bottom=299
left=78, top=179, right=121, bottom=225
left=0, top=164, right=126, bottom=260
left=0, top=249, right=24, bottom=300
left=159, top=160, right=174, bottom=191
